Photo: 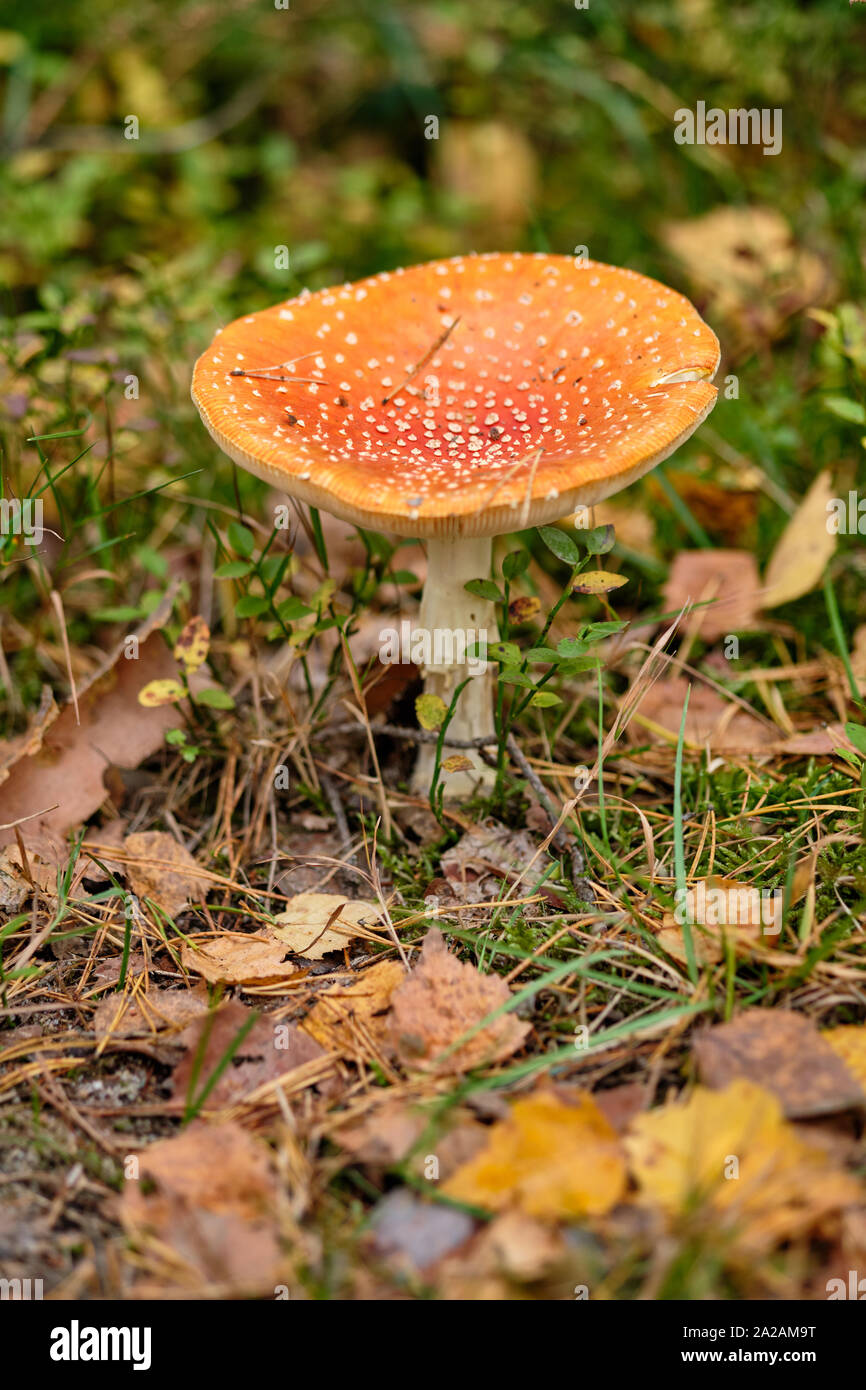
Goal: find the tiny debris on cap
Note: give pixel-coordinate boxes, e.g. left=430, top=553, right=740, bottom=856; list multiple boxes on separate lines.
left=191, top=252, right=720, bottom=540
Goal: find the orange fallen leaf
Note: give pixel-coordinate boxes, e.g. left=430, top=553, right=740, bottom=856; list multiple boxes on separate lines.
left=180, top=933, right=299, bottom=986
left=443, top=1090, right=627, bottom=1219
left=301, top=959, right=405, bottom=1057
left=387, top=927, right=529, bottom=1075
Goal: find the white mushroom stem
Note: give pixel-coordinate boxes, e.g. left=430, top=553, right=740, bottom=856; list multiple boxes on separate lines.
left=410, top=536, right=498, bottom=796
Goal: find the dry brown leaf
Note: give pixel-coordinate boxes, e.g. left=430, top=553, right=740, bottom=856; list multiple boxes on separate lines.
left=270, top=891, right=383, bottom=959
left=123, top=830, right=204, bottom=918
left=333, top=1098, right=426, bottom=1166
left=169, top=998, right=325, bottom=1110
left=659, top=472, right=759, bottom=547
left=0, top=848, right=31, bottom=913
left=121, top=1121, right=287, bottom=1294
left=443, top=1090, right=627, bottom=1219
left=626, top=1080, right=862, bottom=1256
left=762, top=471, right=836, bottom=608
left=656, top=873, right=790, bottom=965
left=662, top=206, right=831, bottom=357
left=588, top=1083, right=649, bottom=1134
left=663, top=550, right=761, bottom=642
left=301, top=959, right=405, bottom=1057
left=692, top=1010, right=865, bottom=1119
left=180, top=932, right=300, bottom=986
left=440, top=823, right=547, bottom=906
left=441, top=754, right=474, bottom=775
left=388, top=927, right=529, bottom=1075
left=428, top=1119, right=491, bottom=1181
left=0, top=843, right=58, bottom=909
left=92, top=985, right=209, bottom=1039
left=630, top=675, right=844, bottom=757
left=0, top=623, right=186, bottom=846
left=631, top=676, right=769, bottom=752
left=485, top=1211, right=568, bottom=1283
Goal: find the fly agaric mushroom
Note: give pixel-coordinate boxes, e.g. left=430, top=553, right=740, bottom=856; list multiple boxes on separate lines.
left=192, top=252, right=719, bottom=795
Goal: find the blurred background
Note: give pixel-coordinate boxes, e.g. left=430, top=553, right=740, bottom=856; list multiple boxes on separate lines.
left=0, top=0, right=864, bottom=726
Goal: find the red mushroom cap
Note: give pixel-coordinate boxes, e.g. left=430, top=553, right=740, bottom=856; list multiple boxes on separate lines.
left=192, top=252, right=719, bottom=539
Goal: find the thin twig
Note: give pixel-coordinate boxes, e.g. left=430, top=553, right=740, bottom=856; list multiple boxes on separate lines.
left=318, top=768, right=356, bottom=867
left=316, top=720, right=500, bottom=748
left=381, top=316, right=462, bottom=406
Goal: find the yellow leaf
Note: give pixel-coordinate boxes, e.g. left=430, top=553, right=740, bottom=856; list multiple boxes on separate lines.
left=173, top=615, right=210, bottom=672
left=416, top=692, right=447, bottom=730
left=442, top=1091, right=627, bottom=1219
left=137, top=679, right=185, bottom=707
left=572, top=571, right=629, bottom=595
left=270, top=892, right=384, bottom=959
left=762, top=471, right=836, bottom=608
left=507, top=595, right=542, bottom=624
left=441, top=755, right=474, bottom=774
left=822, top=1025, right=866, bottom=1091
left=626, top=1080, right=861, bottom=1254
